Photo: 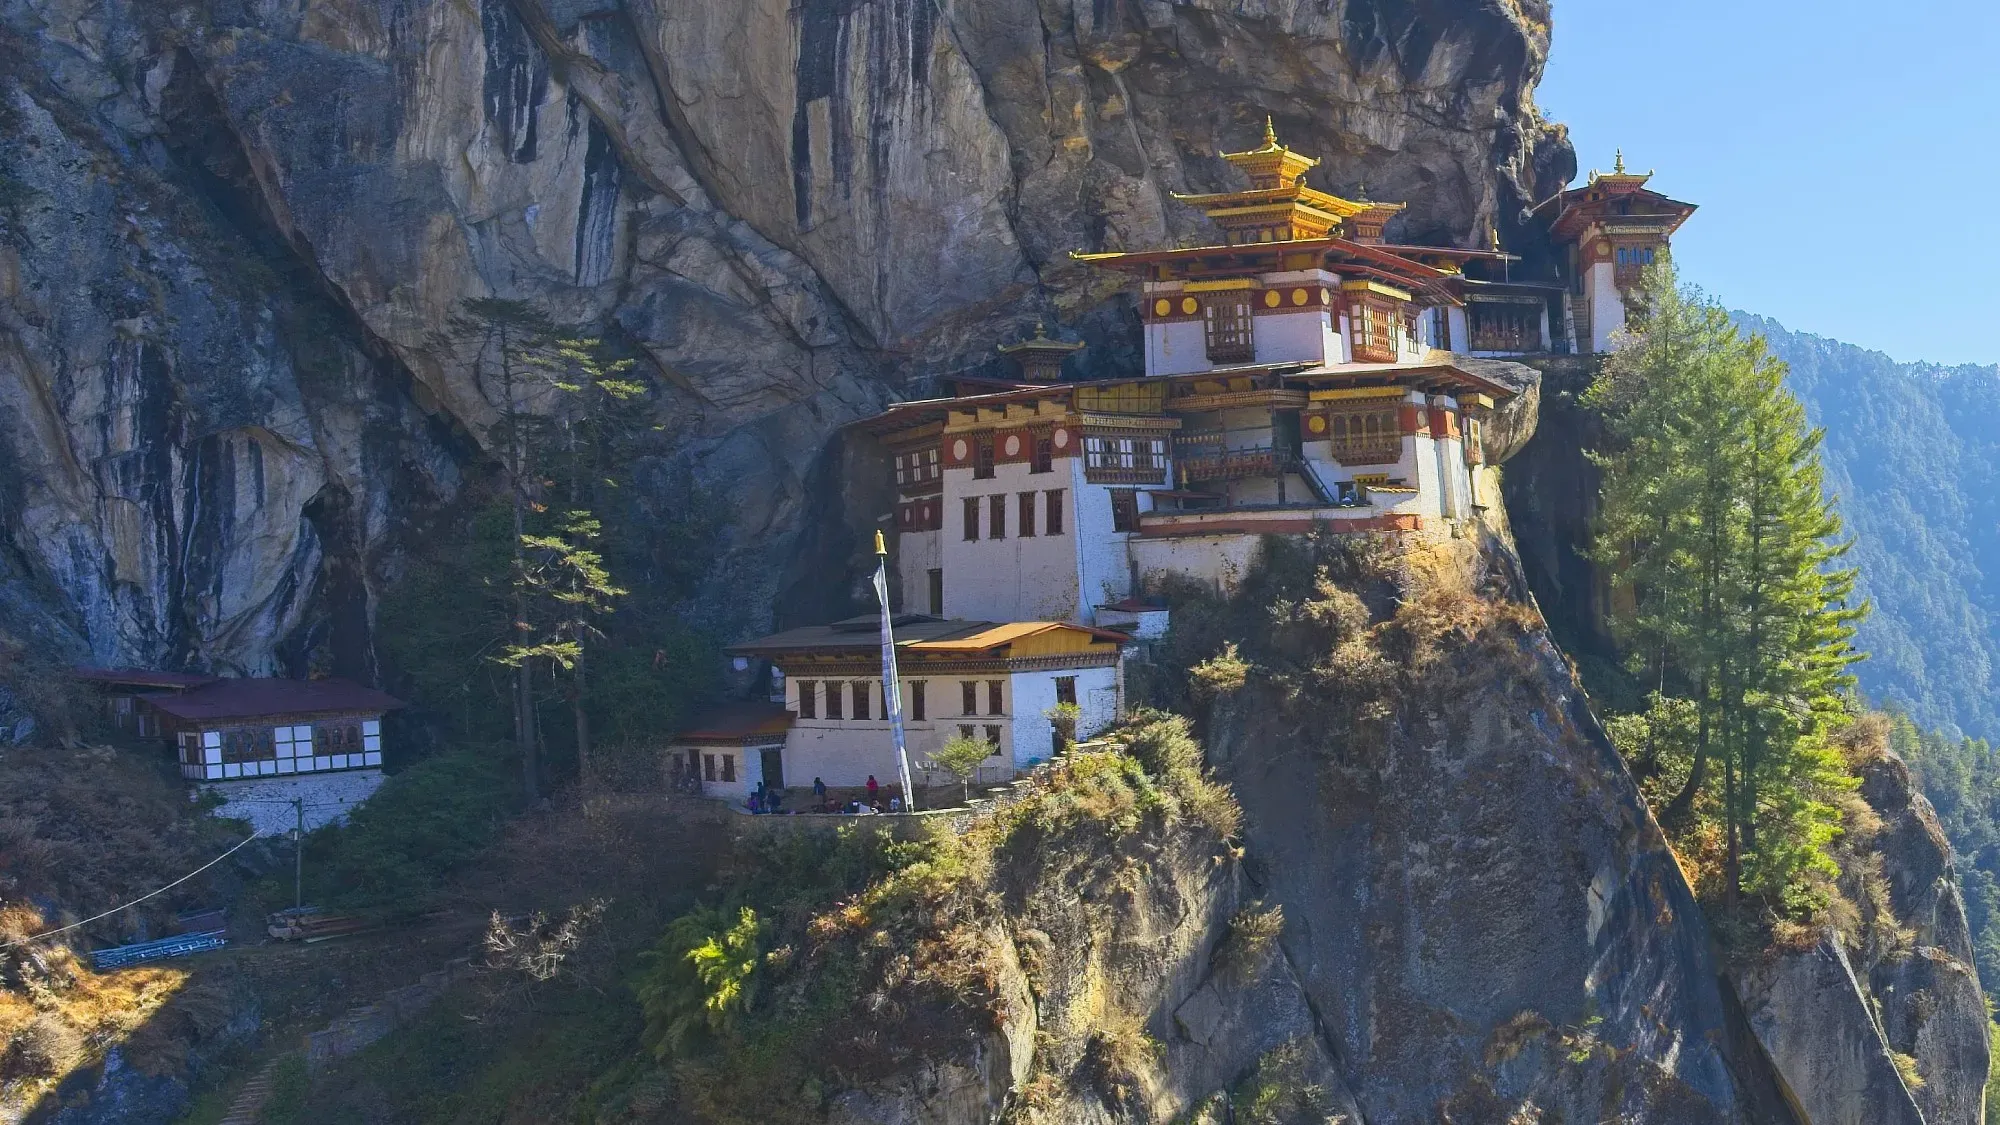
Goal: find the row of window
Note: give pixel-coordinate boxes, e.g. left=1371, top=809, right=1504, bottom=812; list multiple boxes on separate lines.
left=970, top=434, right=1057, bottom=479
left=191, top=721, right=382, bottom=766
left=794, top=677, right=1076, bottom=721
left=1613, top=246, right=1658, bottom=267
left=963, top=490, right=1066, bottom=542
left=893, top=447, right=942, bottom=490
left=1083, top=436, right=1167, bottom=472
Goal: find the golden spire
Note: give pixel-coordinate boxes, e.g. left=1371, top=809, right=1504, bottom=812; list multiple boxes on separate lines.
left=1491, top=227, right=1502, bottom=253
left=1262, top=115, right=1279, bottom=150
left=1614, top=148, right=1626, bottom=175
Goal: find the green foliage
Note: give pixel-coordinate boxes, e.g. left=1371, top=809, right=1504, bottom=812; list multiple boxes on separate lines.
left=928, top=731, right=995, bottom=803
left=1744, top=313, right=2000, bottom=745
left=1894, top=713, right=2000, bottom=993
left=297, top=745, right=521, bottom=911
left=636, top=906, right=765, bottom=1057
left=1589, top=258, right=1865, bottom=916
left=1188, top=642, right=1250, bottom=698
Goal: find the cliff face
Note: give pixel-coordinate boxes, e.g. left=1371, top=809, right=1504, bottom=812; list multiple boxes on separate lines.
left=0, top=0, right=1571, bottom=679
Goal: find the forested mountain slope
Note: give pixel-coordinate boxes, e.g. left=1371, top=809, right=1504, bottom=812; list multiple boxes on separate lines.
left=1743, top=314, right=2000, bottom=741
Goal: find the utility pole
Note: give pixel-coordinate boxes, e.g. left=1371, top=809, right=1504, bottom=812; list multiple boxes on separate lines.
left=293, top=797, right=305, bottom=909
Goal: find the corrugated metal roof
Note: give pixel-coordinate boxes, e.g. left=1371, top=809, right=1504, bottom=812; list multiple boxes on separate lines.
left=729, top=618, right=1130, bottom=657
left=675, top=701, right=795, bottom=742
left=142, top=678, right=405, bottom=723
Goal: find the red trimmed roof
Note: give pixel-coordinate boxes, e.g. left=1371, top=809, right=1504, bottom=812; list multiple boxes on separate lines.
left=141, top=678, right=404, bottom=723
left=72, top=666, right=218, bottom=690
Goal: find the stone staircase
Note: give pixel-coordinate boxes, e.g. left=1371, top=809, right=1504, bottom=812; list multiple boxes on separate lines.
left=216, top=1056, right=285, bottom=1125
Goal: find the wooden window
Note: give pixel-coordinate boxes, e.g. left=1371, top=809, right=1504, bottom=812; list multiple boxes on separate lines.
left=703, top=753, right=718, bottom=781
left=911, top=681, right=927, bottom=721
left=1468, top=303, right=1540, bottom=352
left=1031, top=435, right=1054, bottom=474
left=989, top=495, right=1006, bottom=540
left=987, top=680, right=1004, bottom=715
left=958, top=724, right=976, bottom=740
left=973, top=435, right=996, bottom=479
left=851, top=682, right=871, bottom=721
left=984, top=724, right=1002, bottom=748
left=1110, top=488, right=1139, bottom=533
left=1018, top=492, right=1037, bottom=537
left=1055, top=676, right=1077, bottom=706
left=721, top=753, right=736, bottom=783
left=963, top=497, right=980, bottom=541
left=825, top=681, right=843, bottom=720
left=1326, top=408, right=1402, bottom=465
left=1045, top=489, right=1065, bottom=534
left=962, top=681, right=979, bottom=715
left=796, top=680, right=817, bottom=719
left=1351, top=300, right=1399, bottom=363
left=927, top=568, right=943, bottom=615
left=223, top=727, right=275, bottom=763
left=1203, top=293, right=1254, bottom=362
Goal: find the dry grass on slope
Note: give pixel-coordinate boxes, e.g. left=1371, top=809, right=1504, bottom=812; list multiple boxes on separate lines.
left=1, top=746, right=248, bottom=1113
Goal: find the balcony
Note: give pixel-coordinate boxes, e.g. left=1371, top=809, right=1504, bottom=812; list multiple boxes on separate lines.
left=1173, top=434, right=1300, bottom=483
left=1327, top=434, right=1403, bottom=466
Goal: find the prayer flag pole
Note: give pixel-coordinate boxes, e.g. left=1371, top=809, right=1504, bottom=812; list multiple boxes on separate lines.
left=872, top=531, right=916, bottom=812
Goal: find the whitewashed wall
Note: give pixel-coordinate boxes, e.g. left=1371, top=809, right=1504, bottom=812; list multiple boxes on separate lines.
left=1005, top=664, right=1121, bottom=770
left=894, top=528, right=943, bottom=614
left=1588, top=261, right=1624, bottom=351
left=205, top=769, right=386, bottom=834
left=941, top=458, right=1084, bottom=623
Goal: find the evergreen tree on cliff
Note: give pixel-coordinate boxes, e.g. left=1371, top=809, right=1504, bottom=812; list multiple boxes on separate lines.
left=1589, top=260, right=1865, bottom=909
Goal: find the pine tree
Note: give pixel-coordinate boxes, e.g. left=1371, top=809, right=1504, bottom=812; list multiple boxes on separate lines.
left=1590, top=258, right=1866, bottom=911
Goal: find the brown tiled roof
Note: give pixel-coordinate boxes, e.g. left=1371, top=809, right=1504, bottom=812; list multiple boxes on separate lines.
left=71, top=666, right=219, bottom=690
left=675, top=701, right=794, bottom=743
left=141, top=678, right=404, bottom=723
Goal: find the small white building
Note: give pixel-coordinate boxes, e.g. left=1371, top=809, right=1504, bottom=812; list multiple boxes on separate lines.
left=140, top=677, right=403, bottom=834
left=671, top=616, right=1128, bottom=804
left=1532, top=153, right=1696, bottom=353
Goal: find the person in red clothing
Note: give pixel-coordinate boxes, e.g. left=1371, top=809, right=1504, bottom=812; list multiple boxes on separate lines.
left=866, top=774, right=880, bottom=803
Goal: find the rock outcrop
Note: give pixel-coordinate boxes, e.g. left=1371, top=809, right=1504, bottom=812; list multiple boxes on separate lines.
left=0, top=0, right=1571, bottom=680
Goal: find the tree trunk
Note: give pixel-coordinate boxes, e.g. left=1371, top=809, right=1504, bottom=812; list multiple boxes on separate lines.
left=573, top=651, right=593, bottom=790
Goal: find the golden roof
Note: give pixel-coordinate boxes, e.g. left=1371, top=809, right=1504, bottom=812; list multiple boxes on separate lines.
left=1166, top=119, right=1406, bottom=245
left=996, top=320, right=1084, bottom=355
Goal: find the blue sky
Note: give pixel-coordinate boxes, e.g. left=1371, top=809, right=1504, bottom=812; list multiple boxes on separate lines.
left=1537, top=1, right=1999, bottom=366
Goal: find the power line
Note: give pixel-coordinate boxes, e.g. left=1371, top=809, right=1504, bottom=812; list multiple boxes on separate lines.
left=2, top=830, right=263, bottom=949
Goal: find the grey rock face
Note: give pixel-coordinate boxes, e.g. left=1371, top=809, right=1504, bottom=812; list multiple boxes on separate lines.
left=0, top=0, right=1570, bottom=674
left=1209, top=608, right=1771, bottom=1123
left=1734, top=934, right=1927, bottom=1125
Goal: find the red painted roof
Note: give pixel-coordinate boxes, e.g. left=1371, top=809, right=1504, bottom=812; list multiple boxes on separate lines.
left=141, top=678, right=404, bottom=723
left=71, top=666, right=219, bottom=690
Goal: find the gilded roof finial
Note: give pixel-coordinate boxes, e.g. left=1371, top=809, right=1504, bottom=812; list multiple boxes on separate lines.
left=1355, top=181, right=1370, bottom=202
left=1263, top=115, right=1279, bottom=149
left=1033, top=319, right=1049, bottom=340
left=1614, top=148, right=1626, bottom=175
left=1491, top=227, right=1502, bottom=253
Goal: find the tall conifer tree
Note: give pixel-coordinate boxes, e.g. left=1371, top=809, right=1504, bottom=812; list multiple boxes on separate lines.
left=1590, top=259, right=1865, bottom=908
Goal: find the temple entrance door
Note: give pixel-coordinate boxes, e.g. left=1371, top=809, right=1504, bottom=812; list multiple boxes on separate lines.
left=760, top=747, right=786, bottom=791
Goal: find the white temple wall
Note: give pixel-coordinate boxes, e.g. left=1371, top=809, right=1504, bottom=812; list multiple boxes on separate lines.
left=1073, top=469, right=1139, bottom=618
left=1007, top=665, right=1121, bottom=770
left=894, top=528, right=943, bottom=615
left=1145, top=320, right=1212, bottom=377
left=1131, top=533, right=1267, bottom=596
left=941, top=459, right=1083, bottom=623
left=1447, top=306, right=1470, bottom=352
left=1252, top=309, right=1336, bottom=366
left=1588, top=262, right=1624, bottom=351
